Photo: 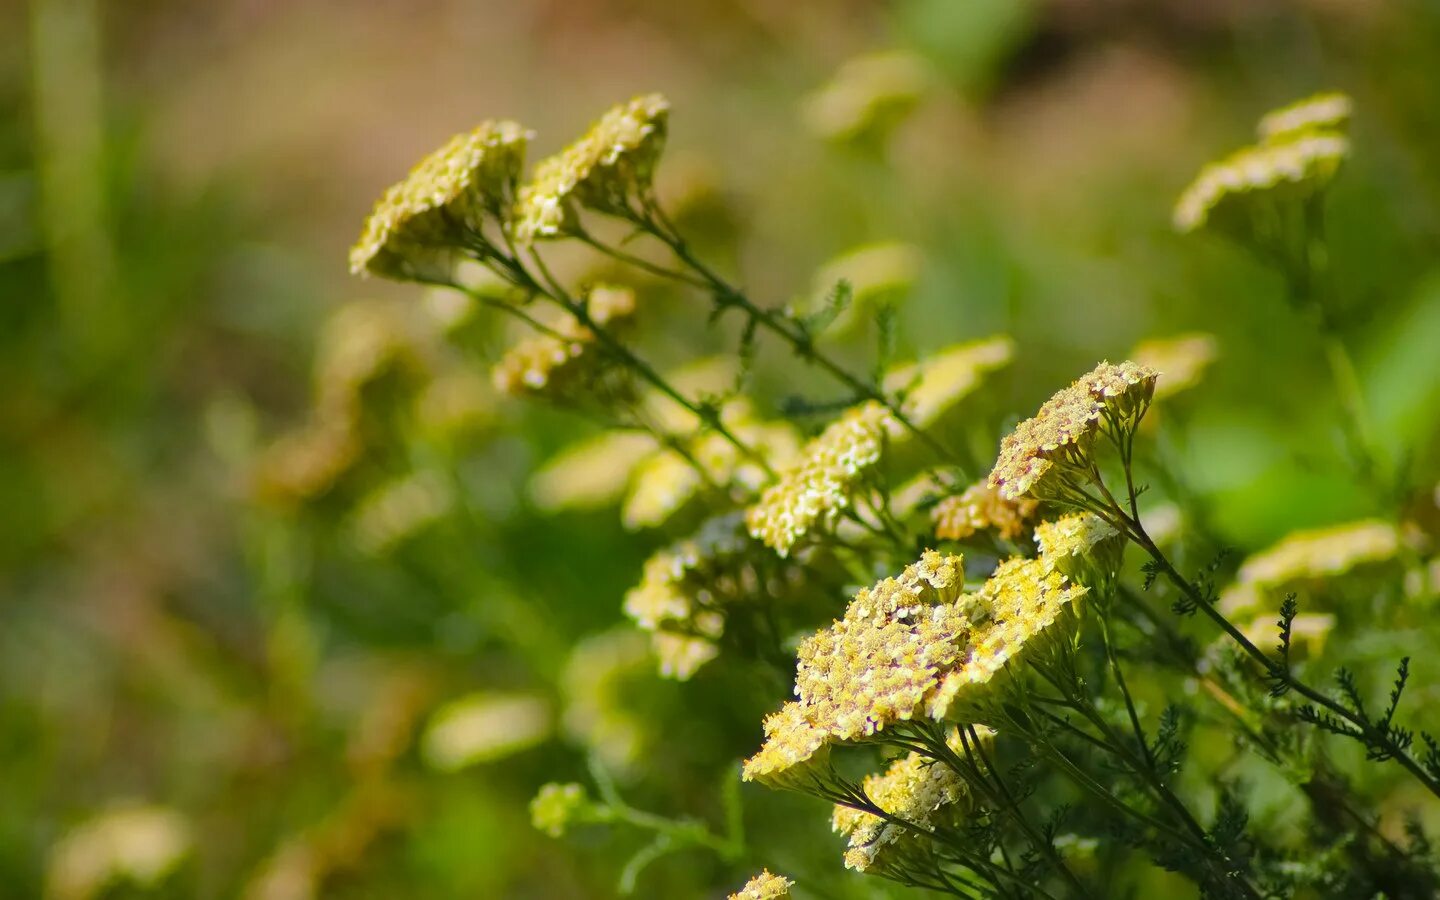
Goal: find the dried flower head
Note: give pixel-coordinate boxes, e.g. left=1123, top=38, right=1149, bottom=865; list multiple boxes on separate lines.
left=928, top=557, right=1087, bottom=719
left=747, top=402, right=895, bottom=557
left=884, top=336, right=1015, bottom=428
left=1130, top=333, right=1218, bottom=402
left=729, top=869, right=794, bottom=900
left=832, top=728, right=983, bottom=873
left=934, top=480, right=1039, bottom=542
left=1219, top=519, right=1405, bottom=616
left=1257, top=91, right=1353, bottom=142
left=1173, top=131, right=1349, bottom=234
left=515, top=94, right=670, bottom=243
left=988, top=360, right=1157, bottom=501
left=802, top=50, right=931, bottom=143
left=530, top=783, right=590, bottom=838
left=351, top=120, right=531, bottom=280
left=491, top=284, right=636, bottom=398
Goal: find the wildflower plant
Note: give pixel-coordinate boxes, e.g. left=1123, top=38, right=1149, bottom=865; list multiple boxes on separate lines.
left=339, top=90, right=1440, bottom=899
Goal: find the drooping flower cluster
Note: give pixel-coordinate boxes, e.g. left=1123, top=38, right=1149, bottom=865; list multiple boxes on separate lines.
left=1173, top=92, right=1351, bottom=235
left=351, top=120, right=531, bottom=280
left=883, top=335, right=1015, bottom=429
left=490, top=284, right=636, bottom=398
left=832, top=728, right=986, bottom=873
left=728, top=869, right=794, bottom=900
left=746, top=402, right=895, bottom=556
left=933, top=479, right=1039, bottom=542
left=988, top=360, right=1157, bottom=501
left=515, top=94, right=670, bottom=242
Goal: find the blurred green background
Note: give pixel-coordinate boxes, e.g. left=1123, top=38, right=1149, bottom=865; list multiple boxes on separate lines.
left=3, top=0, right=1440, bottom=897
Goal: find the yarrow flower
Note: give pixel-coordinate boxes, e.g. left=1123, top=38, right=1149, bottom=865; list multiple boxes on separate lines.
left=351, top=120, right=531, bottom=280
left=515, top=94, right=670, bottom=243
left=1034, top=512, right=1124, bottom=587
left=1129, top=332, right=1218, bottom=402
left=933, top=479, right=1039, bottom=542
left=746, top=402, right=895, bottom=557
left=832, top=728, right=986, bottom=873
left=1256, top=91, right=1353, bottom=142
left=884, top=336, right=1015, bottom=429
left=802, top=50, right=931, bottom=144
left=490, top=284, right=637, bottom=399
left=987, top=360, right=1157, bottom=502
left=1219, top=519, right=1405, bottom=616
left=728, top=869, right=794, bottom=900
left=743, top=551, right=970, bottom=784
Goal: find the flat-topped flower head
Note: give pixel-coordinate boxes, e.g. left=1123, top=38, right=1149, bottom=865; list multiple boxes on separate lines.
left=928, top=557, right=1087, bottom=719
left=933, top=479, right=1039, bottom=542
left=1035, top=512, right=1124, bottom=586
left=351, top=120, right=531, bottom=280
left=1173, top=130, right=1349, bottom=234
left=987, top=360, right=1157, bottom=501
left=883, top=336, right=1015, bottom=429
left=833, top=728, right=982, bottom=874
left=515, top=94, right=670, bottom=243
left=1219, top=519, right=1405, bottom=616
left=793, top=552, right=970, bottom=741
left=742, top=700, right=830, bottom=787
left=1257, top=91, right=1353, bottom=142
left=729, top=869, right=794, bottom=900
left=1130, top=333, right=1218, bottom=401
left=747, top=401, right=895, bottom=556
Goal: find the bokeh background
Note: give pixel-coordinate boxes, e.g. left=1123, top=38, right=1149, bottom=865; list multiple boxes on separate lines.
left=4, top=0, right=1440, bottom=897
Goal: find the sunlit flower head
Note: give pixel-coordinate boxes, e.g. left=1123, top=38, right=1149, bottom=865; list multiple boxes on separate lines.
left=1219, top=519, right=1405, bottom=616
left=833, top=728, right=983, bottom=873
left=933, top=480, right=1039, bottom=542
left=988, top=360, right=1157, bottom=501
left=742, top=700, right=831, bottom=788
left=1257, top=91, right=1353, bottom=142
left=928, top=557, right=1087, bottom=719
left=48, top=805, right=193, bottom=900
left=515, top=94, right=670, bottom=242
left=729, top=869, right=794, bottom=900
left=1130, top=332, right=1218, bottom=401
left=1034, top=512, right=1122, bottom=581
left=747, top=402, right=895, bottom=556
left=884, top=336, right=1015, bottom=429
left=1173, top=130, right=1349, bottom=234
left=351, top=120, right=531, bottom=280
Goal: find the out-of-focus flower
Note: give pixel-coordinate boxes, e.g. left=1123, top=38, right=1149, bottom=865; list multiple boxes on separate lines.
left=414, top=370, right=492, bottom=438
left=530, top=783, right=592, bottom=838
left=349, top=471, right=452, bottom=555
left=1256, top=91, right=1353, bottom=142
left=933, top=479, right=1039, bottom=542
left=988, top=361, right=1157, bottom=501
left=747, top=402, right=894, bottom=557
left=802, top=50, right=931, bottom=144
left=351, top=120, right=531, bottom=281
left=728, top=869, right=794, bottom=900
left=1130, top=333, right=1218, bottom=401
left=884, top=336, right=1015, bottom=428
left=515, top=94, right=669, bottom=242
left=314, top=300, right=427, bottom=424
left=491, top=284, right=636, bottom=400
left=252, top=418, right=360, bottom=507
left=529, top=432, right=660, bottom=512
left=561, top=629, right=652, bottom=772
left=1174, top=130, right=1348, bottom=234
left=420, top=692, right=551, bottom=772
left=47, top=805, right=192, bottom=900
left=1219, top=519, right=1406, bottom=616
left=1239, top=612, right=1336, bottom=660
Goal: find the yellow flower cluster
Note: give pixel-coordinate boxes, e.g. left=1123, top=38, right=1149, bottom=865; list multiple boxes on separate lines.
left=515, top=94, right=670, bottom=243
left=1219, top=519, right=1405, bottom=617
left=728, top=869, right=794, bottom=900
left=1033, top=513, right=1121, bottom=573
left=832, top=728, right=985, bottom=873
left=988, top=361, right=1157, bottom=501
left=530, top=783, right=589, bottom=838
left=351, top=120, right=531, bottom=280
left=1129, top=332, right=1218, bottom=402
left=746, top=402, right=895, bottom=557
left=884, top=336, right=1015, bottom=429
left=1174, top=92, right=1352, bottom=234
left=490, top=284, right=636, bottom=398
left=927, top=556, right=1088, bottom=719
left=933, top=480, right=1038, bottom=542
